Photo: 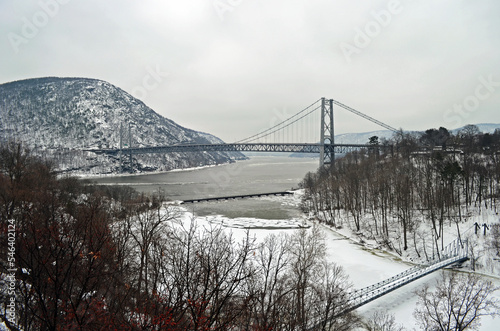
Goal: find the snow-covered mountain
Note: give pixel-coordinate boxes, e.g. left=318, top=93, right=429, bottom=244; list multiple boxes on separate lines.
left=0, top=77, right=244, bottom=174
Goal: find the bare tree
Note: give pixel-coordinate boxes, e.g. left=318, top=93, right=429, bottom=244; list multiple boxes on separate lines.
left=124, top=192, right=178, bottom=301
left=310, top=260, right=358, bottom=331
left=363, top=310, right=405, bottom=331
left=155, top=219, right=255, bottom=330
left=285, top=225, right=357, bottom=330
left=414, top=271, right=499, bottom=330
left=488, top=224, right=500, bottom=256
left=245, top=233, right=291, bottom=330
left=287, top=226, right=327, bottom=328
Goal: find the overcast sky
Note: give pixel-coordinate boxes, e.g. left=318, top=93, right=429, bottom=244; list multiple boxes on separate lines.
left=1, top=0, right=500, bottom=142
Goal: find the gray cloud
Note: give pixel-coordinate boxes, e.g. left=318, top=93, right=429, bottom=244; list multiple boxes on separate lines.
left=1, top=0, right=499, bottom=142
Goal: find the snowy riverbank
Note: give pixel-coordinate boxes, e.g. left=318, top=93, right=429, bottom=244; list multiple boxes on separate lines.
left=178, top=191, right=500, bottom=330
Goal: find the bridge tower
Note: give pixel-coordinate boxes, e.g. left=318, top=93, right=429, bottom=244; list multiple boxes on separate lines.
left=118, top=122, right=133, bottom=172
left=320, top=97, right=334, bottom=167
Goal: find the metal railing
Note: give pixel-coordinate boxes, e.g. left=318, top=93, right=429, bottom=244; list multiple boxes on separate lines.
left=308, top=237, right=468, bottom=329
left=347, top=238, right=468, bottom=312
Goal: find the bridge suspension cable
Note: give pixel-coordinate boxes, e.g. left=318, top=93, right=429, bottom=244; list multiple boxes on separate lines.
left=330, top=99, right=399, bottom=133
left=235, top=98, right=322, bottom=143
left=235, top=97, right=399, bottom=145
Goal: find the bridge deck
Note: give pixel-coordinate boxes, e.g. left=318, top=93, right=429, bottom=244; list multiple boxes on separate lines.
left=347, top=255, right=468, bottom=313
left=89, top=143, right=391, bottom=156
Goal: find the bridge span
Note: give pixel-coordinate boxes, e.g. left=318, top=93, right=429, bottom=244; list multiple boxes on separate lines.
left=90, top=142, right=392, bottom=157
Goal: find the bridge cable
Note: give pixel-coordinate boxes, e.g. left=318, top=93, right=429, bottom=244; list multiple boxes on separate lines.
left=331, top=99, right=399, bottom=132
left=243, top=104, right=322, bottom=143
left=234, top=98, right=322, bottom=143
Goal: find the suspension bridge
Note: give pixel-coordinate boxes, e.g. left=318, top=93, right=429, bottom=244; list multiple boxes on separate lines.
left=310, top=237, right=469, bottom=328
left=91, top=97, right=399, bottom=167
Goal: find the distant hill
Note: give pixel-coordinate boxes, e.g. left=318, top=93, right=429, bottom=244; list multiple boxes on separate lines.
left=291, top=123, right=500, bottom=158
left=334, top=123, right=500, bottom=145
left=452, top=123, right=500, bottom=134
left=0, top=77, right=245, bottom=174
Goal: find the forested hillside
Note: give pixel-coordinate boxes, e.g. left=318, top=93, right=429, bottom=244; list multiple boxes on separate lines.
left=0, top=77, right=244, bottom=174
left=300, top=125, right=500, bottom=272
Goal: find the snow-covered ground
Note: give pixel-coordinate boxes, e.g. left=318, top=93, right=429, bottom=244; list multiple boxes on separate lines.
left=4, top=191, right=497, bottom=330
left=79, top=162, right=223, bottom=179
left=176, top=191, right=500, bottom=330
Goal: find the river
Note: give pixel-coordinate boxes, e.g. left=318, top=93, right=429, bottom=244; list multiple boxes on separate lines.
left=92, top=156, right=318, bottom=219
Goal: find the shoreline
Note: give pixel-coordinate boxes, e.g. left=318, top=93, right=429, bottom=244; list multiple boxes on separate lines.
left=76, top=161, right=234, bottom=179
